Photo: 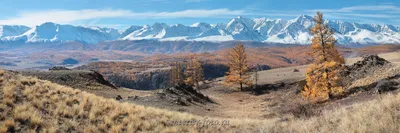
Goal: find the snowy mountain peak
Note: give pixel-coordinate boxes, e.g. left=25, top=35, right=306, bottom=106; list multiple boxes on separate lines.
left=191, top=22, right=210, bottom=27
left=298, top=15, right=313, bottom=19
left=0, top=25, right=31, bottom=38
left=1, top=15, right=400, bottom=45
left=120, top=25, right=142, bottom=37
left=291, top=15, right=314, bottom=28
left=2, top=22, right=120, bottom=44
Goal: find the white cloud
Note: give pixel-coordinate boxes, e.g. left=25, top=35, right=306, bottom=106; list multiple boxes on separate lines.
left=331, top=13, right=392, bottom=18
left=304, top=4, right=400, bottom=24
left=1, top=4, right=399, bottom=27
left=0, top=9, right=132, bottom=26
left=141, top=9, right=244, bottom=18
left=307, top=5, right=400, bottom=13
left=0, top=8, right=244, bottom=26
left=339, top=5, right=400, bottom=12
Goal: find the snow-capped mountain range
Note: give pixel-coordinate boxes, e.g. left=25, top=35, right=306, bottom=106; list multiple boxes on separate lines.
left=1, top=15, right=400, bottom=45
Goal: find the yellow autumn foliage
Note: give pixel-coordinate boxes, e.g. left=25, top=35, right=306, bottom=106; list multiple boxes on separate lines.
left=184, top=55, right=204, bottom=87
left=169, top=62, right=185, bottom=86
left=224, top=44, right=252, bottom=91
left=303, top=12, right=345, bottom=102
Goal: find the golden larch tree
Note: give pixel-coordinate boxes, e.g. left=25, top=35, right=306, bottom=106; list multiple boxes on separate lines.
left=302, top=12, right=345, bottom=102
left=225, top=44, right=252, bottom=91
left=169, top=62, right=185, bottom=86
left=184, top=55, right=204, bottom=87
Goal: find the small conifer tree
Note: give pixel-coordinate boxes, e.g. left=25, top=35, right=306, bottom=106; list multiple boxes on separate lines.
left=184, top=55, right=204, bottom=87
left=302, top=12, right=345, bottom=102
left=224, top=44, right=252, bottom=91
left=169, top=62, right=185, bottom=86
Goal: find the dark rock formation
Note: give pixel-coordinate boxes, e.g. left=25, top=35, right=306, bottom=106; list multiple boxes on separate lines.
left=374, top=74, right=400, bottom=94
left=342, top=55, right=390, bottom=85
left=20, top=70, right=117, bottom=90
left=116, top=95, right=123, bottom=100
left=158, top=83, right=214, bottom=106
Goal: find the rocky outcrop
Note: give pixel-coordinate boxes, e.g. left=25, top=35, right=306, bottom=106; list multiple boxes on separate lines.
left=342, top=55, right=391, bottom=85
left=374, top=75, right=400, bottom=94
left=158, top=84, right=214, bottom=106
left=19, top=70, right=117, bottom=90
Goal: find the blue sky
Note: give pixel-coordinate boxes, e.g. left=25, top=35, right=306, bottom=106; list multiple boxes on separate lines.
left=0, top=0, right=399, bottom=29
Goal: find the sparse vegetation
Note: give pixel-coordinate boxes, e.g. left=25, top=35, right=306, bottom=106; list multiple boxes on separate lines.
left=224, top=44, right=252, bottom=91
left=169, top=62, right=185, bottom=86
left=184, top=55, right=204, bottom=87
left=1, top=69, right=400, bottom=132
left=303, top=12, right=345, bottom=102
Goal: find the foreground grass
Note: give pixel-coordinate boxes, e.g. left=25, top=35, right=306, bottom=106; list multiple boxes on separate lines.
left=1, top=69, right=400, bottom=132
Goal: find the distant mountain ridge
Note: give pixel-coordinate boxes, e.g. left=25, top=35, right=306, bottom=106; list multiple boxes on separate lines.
left=1, top=15, right=400, bottom=45
left=0, top=22, right=120, bottom=44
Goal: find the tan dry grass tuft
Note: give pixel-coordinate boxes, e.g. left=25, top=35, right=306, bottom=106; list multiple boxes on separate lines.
left=0, top=119, right=15, bottom=133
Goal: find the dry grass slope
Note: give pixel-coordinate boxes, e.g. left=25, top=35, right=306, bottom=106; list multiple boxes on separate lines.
left=1, top=69, right=400, bottom=132
left=0, top=70, right=265, bottom=132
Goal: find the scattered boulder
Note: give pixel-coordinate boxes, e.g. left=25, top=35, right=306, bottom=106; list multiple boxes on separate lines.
left=375, top=80, right=399, bottom=94
left=128, top=96, right=139, bottom=100
left=293, top=69, right=300, bottom=72
left=176, top=97, right=188, bottom=106
left=374, top=74, right=400, bottom=94
left=116, top=95, right=123, bottom=100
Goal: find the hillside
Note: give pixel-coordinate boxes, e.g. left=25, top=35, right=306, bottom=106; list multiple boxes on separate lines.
left=69, top=45, right=400, bottom=90
left=19, top=69, right=117, bottom=91
left=124, top=52, right=400, bottom=120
